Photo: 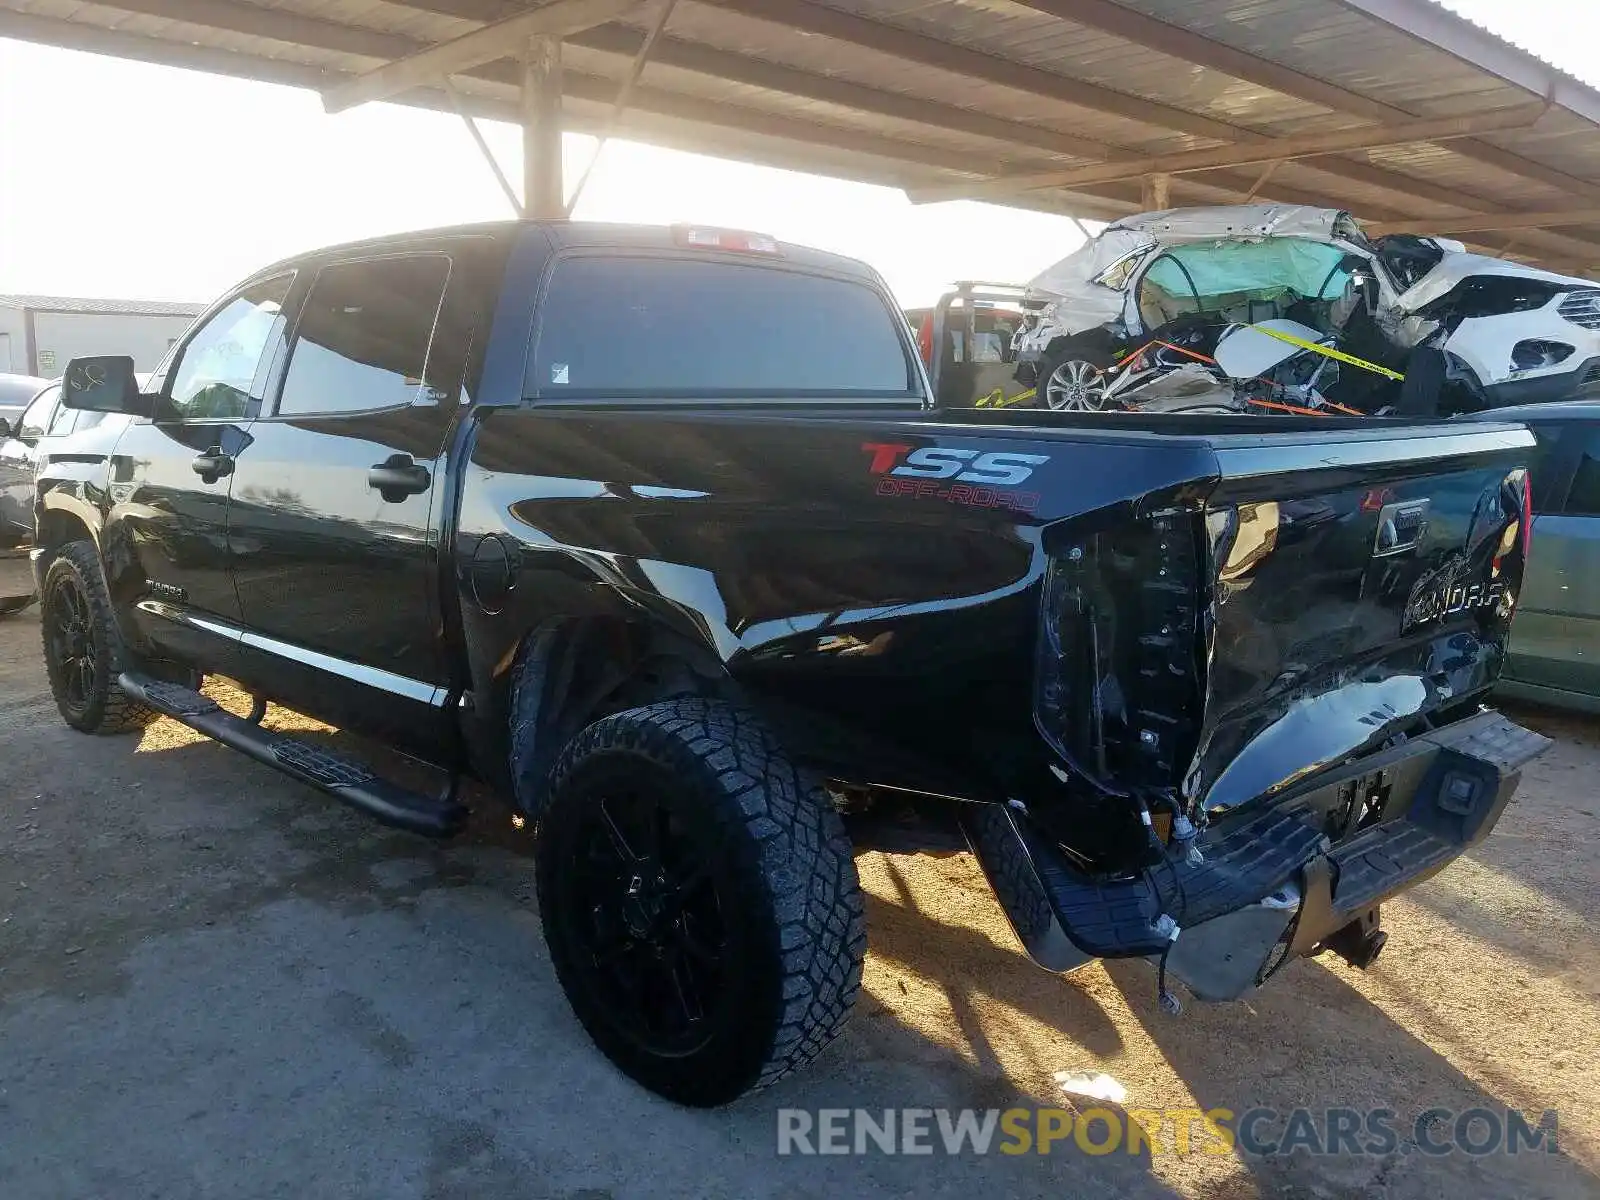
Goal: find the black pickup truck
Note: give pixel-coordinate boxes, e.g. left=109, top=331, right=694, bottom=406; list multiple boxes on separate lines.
left=33, top=221, right=1547, bottom=1106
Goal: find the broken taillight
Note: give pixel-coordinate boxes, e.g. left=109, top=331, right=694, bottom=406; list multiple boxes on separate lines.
left=1492, top=468, right=1532, bottom=577
left=1034, top=514, right=1204, bottom=794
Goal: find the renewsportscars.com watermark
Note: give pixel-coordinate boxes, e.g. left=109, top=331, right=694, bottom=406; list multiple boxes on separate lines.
left=776, top=1106, right=1559, bottom=1158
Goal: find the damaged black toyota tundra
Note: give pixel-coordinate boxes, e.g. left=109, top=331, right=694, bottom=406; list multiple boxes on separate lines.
left=32, top=221, right=1547, bottom=1106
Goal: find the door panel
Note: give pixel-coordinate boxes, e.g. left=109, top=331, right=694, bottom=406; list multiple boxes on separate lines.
left=107, top=274, right=293, bottom=668
left=1506, top=425, right=1600, bottom=696
left=1506, top=513, right=1600, bottom=694
left=225, top=250, right=477, bottom=758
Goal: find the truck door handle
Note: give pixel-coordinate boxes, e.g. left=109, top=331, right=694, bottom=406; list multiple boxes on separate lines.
left=191, top=449, right=234, bottom=484
left=368, top=454, right=430, bottom=501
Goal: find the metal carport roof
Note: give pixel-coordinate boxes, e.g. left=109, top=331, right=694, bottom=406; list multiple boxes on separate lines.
left=7, top=0, right=1600, bottom=272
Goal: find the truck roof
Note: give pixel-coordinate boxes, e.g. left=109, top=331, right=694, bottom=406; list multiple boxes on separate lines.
left=244, top=220, right=882, bottom=286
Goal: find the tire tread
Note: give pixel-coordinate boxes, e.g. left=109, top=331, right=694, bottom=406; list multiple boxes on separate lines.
left=540, top=697, right=865, bottom=1102
left=40, top=541, right=156, bottom=734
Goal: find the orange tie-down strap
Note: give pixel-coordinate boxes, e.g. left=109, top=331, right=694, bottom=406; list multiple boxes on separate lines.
left=1118, top=337, right=1368, bottom=417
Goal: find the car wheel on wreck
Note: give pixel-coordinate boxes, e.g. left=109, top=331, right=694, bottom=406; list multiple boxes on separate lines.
left=1041, top=344, right=1114, bottom=411
left=533, top=697, right=866, bottom=1106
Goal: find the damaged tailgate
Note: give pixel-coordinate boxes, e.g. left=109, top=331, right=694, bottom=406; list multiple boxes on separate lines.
left=1192, top=421, right=1536, bottom=812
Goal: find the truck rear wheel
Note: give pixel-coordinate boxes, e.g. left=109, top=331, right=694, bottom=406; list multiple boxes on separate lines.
left=535, top=698, right=865, bottom=1106
left=39, top=541, right=156, bottom=734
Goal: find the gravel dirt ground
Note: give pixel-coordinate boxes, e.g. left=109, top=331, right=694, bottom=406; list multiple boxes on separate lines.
left=1, top=603, right=1597, bottom=1200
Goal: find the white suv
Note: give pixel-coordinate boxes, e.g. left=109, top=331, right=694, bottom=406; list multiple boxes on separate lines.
left=1015, top=204, right=1600, bottom=412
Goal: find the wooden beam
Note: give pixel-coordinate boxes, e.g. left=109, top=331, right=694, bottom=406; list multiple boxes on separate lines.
left=20, top=4, right=1596, bottom=263
left=911, top=105, right=1546, bottom=203
left=1431, top=138, right=1600, bottom=206
left=91, top=0, right=421, bottom=58
left=1283, top=158, right=1600, bottom=259
left=89, top=0, right=1600, bottom=227
left=79, top=0, right=1397, bottom=220
left=1022, top=0, right=1401, bottom=122
left=1365, top=209, right=1600, bottom=237
left=321, top=0, right=639, bottom=113
left=700, top=0, right=1257, bottom=144
left=570, top=24, right=1115, bottom=161
left=0, top=10, right=1040, bottom=181
left=98, top=0, right=1111, bottom=163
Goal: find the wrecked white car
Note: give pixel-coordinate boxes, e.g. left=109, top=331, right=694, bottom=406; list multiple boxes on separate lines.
left=1014, top=204, right=1600, bottom=414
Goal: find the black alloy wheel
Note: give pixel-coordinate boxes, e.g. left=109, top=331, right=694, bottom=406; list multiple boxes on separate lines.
left=535, top=699, right=865, bottom=1106
left=45, top=571, right=97, bottom=718
left=38, top=540, right=155, bottom=733
left=559, top=784, right=728, bottom=1058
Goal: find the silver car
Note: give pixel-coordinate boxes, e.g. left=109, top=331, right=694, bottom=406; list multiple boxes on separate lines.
left=0, top=381, right=133, bottom=614
left=1466, top=401, right=1600, bottom=712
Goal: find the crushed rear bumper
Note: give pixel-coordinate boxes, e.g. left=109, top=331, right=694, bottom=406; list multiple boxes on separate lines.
left=964, top=710, right=1549, bottom=1001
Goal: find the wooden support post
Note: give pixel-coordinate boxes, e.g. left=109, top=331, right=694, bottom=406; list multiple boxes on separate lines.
left=1142, top=172, right=1170, bottom=211
left=522, top=36, right=564, bottom=219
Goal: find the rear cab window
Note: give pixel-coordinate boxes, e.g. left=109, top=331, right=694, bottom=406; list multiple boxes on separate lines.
left=526, top=254, right=917, bottom=401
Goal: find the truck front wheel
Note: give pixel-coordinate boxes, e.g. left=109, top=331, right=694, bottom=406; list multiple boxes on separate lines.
left=39, top=541, right=156, bottom=734
left=535, top=698, right=866, bottom=1106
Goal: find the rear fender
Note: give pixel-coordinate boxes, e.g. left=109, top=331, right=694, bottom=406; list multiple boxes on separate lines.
left=496, top=615, right=729, bottom=817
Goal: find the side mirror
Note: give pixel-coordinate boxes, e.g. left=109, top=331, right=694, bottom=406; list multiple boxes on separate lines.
left=61, top=356, right=148, bottom=415
left=0, top=417, right=10, bottom=439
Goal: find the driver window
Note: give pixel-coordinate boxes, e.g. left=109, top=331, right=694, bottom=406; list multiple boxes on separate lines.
left=44, top=386, right=77, bottom=436
left=16, top=387, right=58, bottom=443
left=164, top=273, right=294, bottom=422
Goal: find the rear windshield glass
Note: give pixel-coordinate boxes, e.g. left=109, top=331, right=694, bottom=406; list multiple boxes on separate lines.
left=527, top=255, right=914, bottom=399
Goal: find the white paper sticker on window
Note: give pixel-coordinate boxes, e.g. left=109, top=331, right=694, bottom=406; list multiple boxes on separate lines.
left=551, top=363, right=569, bottom=384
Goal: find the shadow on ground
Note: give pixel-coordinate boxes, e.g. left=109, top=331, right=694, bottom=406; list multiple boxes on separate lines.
left=2, top=627, right=1595, bottom=1199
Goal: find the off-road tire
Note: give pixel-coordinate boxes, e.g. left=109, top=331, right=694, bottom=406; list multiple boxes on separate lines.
left=39, top=540, right=156, bottom=733
left=535, top=697, right=866, bottom=1106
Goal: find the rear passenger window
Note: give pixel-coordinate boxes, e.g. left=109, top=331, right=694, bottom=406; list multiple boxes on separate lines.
left=528, top=257, right=913, bottom=398
left=277, top=255, right=451, bottom=417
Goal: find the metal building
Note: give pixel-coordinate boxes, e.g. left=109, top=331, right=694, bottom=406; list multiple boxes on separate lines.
left=0, top=295, right=203, bottom=377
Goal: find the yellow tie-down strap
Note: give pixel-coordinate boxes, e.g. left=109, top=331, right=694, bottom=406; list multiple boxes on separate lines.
left=1250, top=324, right=1406, bottom=382
left=975, top=387, right=1036, bottom=408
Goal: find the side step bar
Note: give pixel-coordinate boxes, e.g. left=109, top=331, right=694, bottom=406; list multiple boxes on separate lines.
left=119, top=673, right=467, bottom=837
